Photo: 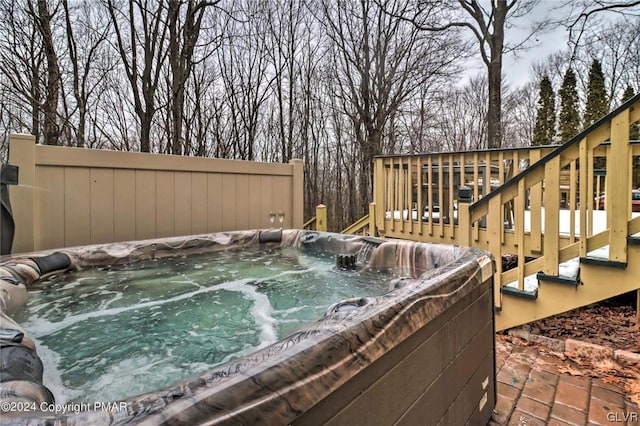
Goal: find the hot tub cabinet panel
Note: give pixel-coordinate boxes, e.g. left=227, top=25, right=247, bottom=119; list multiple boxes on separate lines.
left=294, top=277, right=495, bottom=426
left=0, top=229, right=494, bottom=426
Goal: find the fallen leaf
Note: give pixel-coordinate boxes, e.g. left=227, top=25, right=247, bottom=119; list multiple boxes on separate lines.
left=558, top=365, right=584, bottom=376
left=602, top=376, right=626, bottom=385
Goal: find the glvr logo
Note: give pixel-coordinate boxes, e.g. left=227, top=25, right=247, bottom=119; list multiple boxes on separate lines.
left=607, top=412, right=638, bottom=422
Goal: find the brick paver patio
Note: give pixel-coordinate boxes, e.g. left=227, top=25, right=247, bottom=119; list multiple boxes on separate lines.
left=491, top=339, right=639, bottom=426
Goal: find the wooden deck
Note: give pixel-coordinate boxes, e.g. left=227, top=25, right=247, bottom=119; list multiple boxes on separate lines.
left=349, top=93, right=640, bottom=330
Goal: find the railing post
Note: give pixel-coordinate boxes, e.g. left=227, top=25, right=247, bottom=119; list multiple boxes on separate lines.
left=316, top=204, right=327, bottom=232
left=457, top=186, right=472, bottom=247
left=374, top=158, right=385, bottom=233
left=368, top=202, right=376, bottom=237
left=289, top=159, right=304, bottom=229
left=607, top=109, right=630, bottom=262
left=8, top=134, right=36, bottom=254
left=488, top=196, right=503, bottom=310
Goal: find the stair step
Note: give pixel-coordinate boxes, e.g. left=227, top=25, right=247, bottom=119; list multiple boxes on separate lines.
left=536, top=272, right=580, bottom=286
left=501, top=286, right=538, bottom=300
left=579, top=256, right=627, bottom=269
left=627, top=236, right=640, bottom=245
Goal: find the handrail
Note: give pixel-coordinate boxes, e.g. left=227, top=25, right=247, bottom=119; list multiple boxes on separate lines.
left=470, top=93, right=640, bottom=216
left=341, top=214, right=369, bottom=234
left=374, top=144, right=563, bottom=159
left=303, top=216, right=316, bottom=230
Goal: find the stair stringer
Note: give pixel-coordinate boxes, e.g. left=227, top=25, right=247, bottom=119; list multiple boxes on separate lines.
left=495, top=243, right=640, bottom=331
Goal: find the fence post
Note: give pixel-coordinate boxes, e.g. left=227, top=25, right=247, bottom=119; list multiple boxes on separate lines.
left=316, top=204, right=327, bottom=232
left=289, top=159, right=304, bottom=229
left=457, top=186, right=472, bottom=247
left=8, top=134, right=36, bottom=254
left=368, top=202, right=376, bottom=237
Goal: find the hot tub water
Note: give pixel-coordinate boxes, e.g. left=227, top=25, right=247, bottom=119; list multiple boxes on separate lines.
left=16, top=246, right=401, bottom=404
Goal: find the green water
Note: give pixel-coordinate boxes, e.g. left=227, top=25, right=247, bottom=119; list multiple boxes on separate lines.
left=17, top=246, right=398, bottom=404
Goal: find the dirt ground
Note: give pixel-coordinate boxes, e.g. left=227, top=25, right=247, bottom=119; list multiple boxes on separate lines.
left=499, top=295, right=640, bottom=407
left=522, top=294, right=640, bottom=352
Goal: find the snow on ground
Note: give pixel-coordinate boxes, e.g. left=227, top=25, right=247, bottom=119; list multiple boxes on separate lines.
left=504, top=209, right=640, bottom=292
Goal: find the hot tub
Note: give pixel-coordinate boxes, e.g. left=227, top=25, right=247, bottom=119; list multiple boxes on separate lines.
left=0, top=229, right=494, bottom=425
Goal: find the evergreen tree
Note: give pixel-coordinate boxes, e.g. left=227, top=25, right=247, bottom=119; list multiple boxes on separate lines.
left=558, top=68, right=581, bottom=141
left=532, top=76, right=556, bottom=146
left=623, top=86, right=640, bottom=186
left=583, top=59, right=608, bottom=128
left=621, top=85, right=639, bottom=140
left=622, top=85, right=635, bottom=103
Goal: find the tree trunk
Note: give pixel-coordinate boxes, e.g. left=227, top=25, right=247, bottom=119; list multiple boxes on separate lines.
left=36, top=0, right=60, bottom=146
left=487, top=58, right=502, bottom=148
left=168, top=0, right=182, bottom=155
left=486, top=0, right=506, bottom=149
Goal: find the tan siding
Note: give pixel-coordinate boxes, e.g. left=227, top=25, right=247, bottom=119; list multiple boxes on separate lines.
left=8, top=134, right=36, bottom=253
left=64, top=167, right=91, bottom=248
left=135, top=170, right=156, bottom=239
left=207, top=173, right=223, bottom=232
left=35, top=166, right=65, bottom=250
left=248, top=175, right=262, bottom=229
left=275, top=176, right=291, bottom=228
left=155, top=171, right=175, bottom=238
left=174, top=172, right=192, bottom=237
left=221, top=174, right=236, bottom=231
left=90, top=168, right=115, bottom=244
left=8, top=135, right=303, bottom=253
left=191, top=173, right=208, bottom=234
left=260, top=176, right=273, bottom=228
left=113, top=169, right=136, bottom=242
left=235, top=175, right=250, bottom=230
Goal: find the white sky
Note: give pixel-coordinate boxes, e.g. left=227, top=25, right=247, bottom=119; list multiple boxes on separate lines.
left=502, top=23, right=568, bottom=87
left=460, top=2, right=573, bottom=88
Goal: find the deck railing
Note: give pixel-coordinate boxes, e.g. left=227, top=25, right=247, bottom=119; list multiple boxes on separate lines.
left=371, top=93, right=640, bottom=311
left=373, top=145, right=559, bottom=243
left=465, top=94, right=640, bottom=309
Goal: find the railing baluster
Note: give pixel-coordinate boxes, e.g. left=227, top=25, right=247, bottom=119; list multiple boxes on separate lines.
left=399, top=157, right=405, bottom=233
left=473, top=153, right=479, bottom=241
left=458, top=153, right=465, bottom=238
left=587, top=147, right=594, bottom=236
left=569, top=160, right=576, bottom=244
left=438, top=156, right=444, bottom=238
left=529, top=149, right=542, bottom=253
left=499, top=151, right=505, bottom=244
left=449, top=154, right=455, bottom=239
left=516, top=179, right=526, bottom=290
left=374, top=158, right=385, bottom=234
left=543, top=156, right=560, bottom=276
left=579, top=139, right=588, bottom=256
left=417, top=156, right=423, bottom=235
left=388, top=158, right=395, bottom=232
left=428, top=156, right=433, bottom=236
left=408, top=157, right=413, bottom=234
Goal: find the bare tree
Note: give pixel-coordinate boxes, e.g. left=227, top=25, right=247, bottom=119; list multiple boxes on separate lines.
left=321, top=0, right=463, bottom=218
left=62, top=0, right=112, bottom=148
left=106, top=0, right=168, bottom=152
left=27, top=0, right=61, bottom=145
left=0, top=0, right=45, bottom=142
left=218, top=0, right=274, bottom=161
left=560, top=0, right=640, bottom=56
left=503, top=81, right=538, bottom=147
left=389, top=0, right=549, bottom=148
left=167, top=0, right=220, bottom=155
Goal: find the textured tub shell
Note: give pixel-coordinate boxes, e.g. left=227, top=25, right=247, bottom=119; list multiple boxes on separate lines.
left=0, top=229, right=494, bottom=425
